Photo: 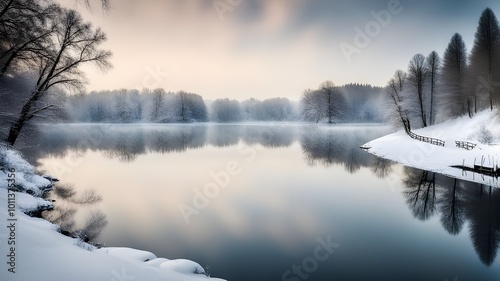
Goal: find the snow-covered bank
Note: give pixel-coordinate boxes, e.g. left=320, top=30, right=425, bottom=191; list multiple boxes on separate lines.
left=363, top=110, right=500, bottom=187
left=0, top=144, right=225, bottom=281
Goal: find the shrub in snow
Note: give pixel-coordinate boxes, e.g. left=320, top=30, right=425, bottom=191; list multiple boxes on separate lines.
left=75, top=239, right=96, bottom=251
left=473, top=124, right=494, bottom=144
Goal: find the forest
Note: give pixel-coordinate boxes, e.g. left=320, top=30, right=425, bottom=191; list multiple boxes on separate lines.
left=384, top=8, right=500, bottom=132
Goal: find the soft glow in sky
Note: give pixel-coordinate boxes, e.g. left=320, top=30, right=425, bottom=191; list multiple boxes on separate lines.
left=58, top=0, right=500, bottom=100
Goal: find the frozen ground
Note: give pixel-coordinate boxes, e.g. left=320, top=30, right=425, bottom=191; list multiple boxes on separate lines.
left=0, top=144, right=225, bottom=281
left=363, top=110, right=500, bottom=187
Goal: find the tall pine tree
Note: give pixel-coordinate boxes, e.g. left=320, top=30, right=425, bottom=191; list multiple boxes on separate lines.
left=468, top=8, right=500, bottom=111
left=440, top=33, right=469, bottom=118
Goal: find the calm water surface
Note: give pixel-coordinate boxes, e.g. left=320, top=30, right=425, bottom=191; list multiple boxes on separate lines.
left=23, top=124, right=500, bottom=281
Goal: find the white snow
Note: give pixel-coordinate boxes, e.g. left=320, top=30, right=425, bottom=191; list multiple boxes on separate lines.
left=363, top=110, right=500, bottom=187
left=0, top=143, right=51, bottom=196
left=0, top=145, right=226, bottom=281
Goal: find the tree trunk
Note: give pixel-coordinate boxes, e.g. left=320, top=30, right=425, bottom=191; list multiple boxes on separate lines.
left=327, top=92, right=332, bottom=124
left=430, top=71, right=435, bottom=125
left=0, top=50, right=17, bottom=77
left=7, top=110, right=28, bottom=146
left=6, top=89, right=40, bottom=145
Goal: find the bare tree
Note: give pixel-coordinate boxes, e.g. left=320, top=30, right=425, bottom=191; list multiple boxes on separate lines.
left=0, top=0, right=60, bottom=76
left=300, top=81, right=345, bottom=123
left=384, top=70, right=410, bottom=132
left=5, top=8, right=112, bottom=145
left=151, top=88, right=165, bottom=122
left=468, top=8, right=500, bottom=111
left=301, top=88, right=326, bottom=123
left=407, top=54, right=429, bottom=127
left=426, top=51, right=441, bottom=125
left=319, top=81, right=344, bottom=124
left=77, top=0, right=112, bottom=12
left=440, top=33, right=469, bottom=118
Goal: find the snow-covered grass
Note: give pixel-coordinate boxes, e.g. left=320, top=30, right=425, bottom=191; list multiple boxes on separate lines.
left=0, top=144, right=225, bottom=281
left=363, top=110, right=500, bottom=187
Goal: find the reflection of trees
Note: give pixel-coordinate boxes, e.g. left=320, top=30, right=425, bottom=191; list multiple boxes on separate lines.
left=437, top=178, right=466, bottom=235
left=242, top=126, right=295, bottom=148
left=403, top=168, right=436, bottom=221
left=300, top=126, right=394, bottom=174
left=29, top=125, right=208, bottom=161
left=146, top=126, right=206, bottom=153
left=26, top=124, right=392, bottom=177
left=207, top=125, right=241, bottom=147
left=102, top=130, right=146, bottom=162
left=370, top=158, right=394, bottom=178
left=301, top=127, right=344, bottom=167
left=44, top=184, right=107, bottom=244
left=402, top=168, right=500, bottom=266
left=464, top=185, right=500, bottom=266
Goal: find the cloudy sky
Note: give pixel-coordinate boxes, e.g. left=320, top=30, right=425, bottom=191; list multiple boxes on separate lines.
left=57, top=0, right=500, bottom=101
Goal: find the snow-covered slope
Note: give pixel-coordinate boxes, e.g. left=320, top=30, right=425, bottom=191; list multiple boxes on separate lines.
left=363, top=110, right=500, bottom=187
left=0, top=144, right=225, bottom=281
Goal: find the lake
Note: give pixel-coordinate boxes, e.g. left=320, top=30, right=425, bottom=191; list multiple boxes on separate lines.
left=22, top=123, right=500, bottom=281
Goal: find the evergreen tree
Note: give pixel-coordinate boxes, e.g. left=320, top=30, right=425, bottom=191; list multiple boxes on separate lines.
left=468, top=8, right=500, bottom=111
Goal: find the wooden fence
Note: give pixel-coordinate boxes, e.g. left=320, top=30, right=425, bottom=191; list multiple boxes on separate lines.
left=455, top=141, right=477, bottom=150
left=407, top=131, right=445, bottom=147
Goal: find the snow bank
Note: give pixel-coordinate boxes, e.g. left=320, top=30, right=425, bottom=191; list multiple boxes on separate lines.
left=0, top=144, right=226, bottom=281
left=0, top=143, right=51, bottom=196
left=363, top=110, right=500, bottom=187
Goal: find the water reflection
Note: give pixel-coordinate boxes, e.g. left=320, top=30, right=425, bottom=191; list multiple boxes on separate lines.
left=300, top=126, right=395, bottom=174
left=43, top=184, right=108, bottom=244
left=402, top=167, right=500, bottom=266
left=22, top=124, right=500, bottom=272
left=29, top=124, right=388, bottom=175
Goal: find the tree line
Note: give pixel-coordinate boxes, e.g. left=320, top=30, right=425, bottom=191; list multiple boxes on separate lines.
left=385, top=8, right=500, bottom=132
left=62, top=89, right=298, bottom=123
left=60, top=84, right=383, bottom=124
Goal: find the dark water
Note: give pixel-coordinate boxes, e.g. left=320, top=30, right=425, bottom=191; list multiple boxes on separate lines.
left=23, top=124, right=500, bottom=281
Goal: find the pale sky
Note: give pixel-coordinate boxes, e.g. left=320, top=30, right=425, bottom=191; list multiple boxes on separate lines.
left=57, top=0, right=500, bottom=101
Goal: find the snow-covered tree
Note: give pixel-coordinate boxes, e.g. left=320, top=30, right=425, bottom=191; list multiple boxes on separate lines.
left=301, top=88, right=328, bottom=123
left=320, top=81, right=345, bottom=124
left=440, top=33, right=469, bottom=118
left=174, top=91, right=208, bottom=122
left=5, top=8, right=111, bottom=145
left=407, top=54, right=430, bottom=127
left=384, top=70, right=411, bottom=132
left=300, top=81, right=346, bottom=123
left=210, top=98, right=242, bottom=122
left=468, top=8, right=500, bottom=111
left=149, top=88, right=165, bottom=122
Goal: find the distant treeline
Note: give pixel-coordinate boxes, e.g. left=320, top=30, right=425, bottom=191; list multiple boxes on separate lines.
left=53, top=83, right=384, bottom=123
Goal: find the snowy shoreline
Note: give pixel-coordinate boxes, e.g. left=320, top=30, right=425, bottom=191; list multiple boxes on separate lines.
left=362, top=110, right=500, bottom=188
left=0, top=144, right=225, bottom=281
